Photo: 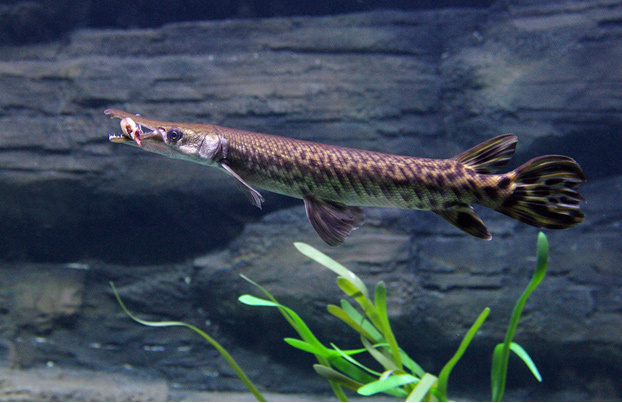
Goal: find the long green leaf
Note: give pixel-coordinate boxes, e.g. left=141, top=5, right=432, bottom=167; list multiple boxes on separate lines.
left=361, top=336, right=399, bottom=372
left=239, top=275, right=299, bottom=331
left=327, top=304, right=379, bottom=341
left=294, top=242, right=370, bottom=300
left=330, top=355, right=380, bottom=387
left=238, top=294, right=280, bottom=307
left=401, top=350, right=426, bottom=378
left=371, top=343, right=425, bottom=378
left=437, top=307, right=490, bottom=400
left=239, top=283, right=349, bottom=402
left=336, top=278, right=369, bottom=307
left=340, top=299, right=384, bottom=342
left=238, top=285, right=324, bottom=350
left=330, top=343, right=383, bottom=377
left=510, top=342, right=542, bottom=382
left=357, top=374, right=416, bottom=396
left=285, top=335, right=376, bottom=385
left=284, top=338, right=331, bottom=357
left=285, top=338, right=367, bottom=359
left=314, top=364, right=364, bottom=391
left=491, top=343, right=504, bottom=397
left=337, top=278, right=383, bottom=331
left=239, top=294, right=330, bottom=357
left=406, top=373, right=438, bottom=402
left=375, top=281, right=402, bottom=370
left=110, top=282, right=266, bottom=402
left=491, top=232, right=548, bottom=402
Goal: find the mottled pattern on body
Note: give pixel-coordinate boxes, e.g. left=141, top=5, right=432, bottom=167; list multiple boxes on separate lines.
left=222, top=128, right=509, bottom=210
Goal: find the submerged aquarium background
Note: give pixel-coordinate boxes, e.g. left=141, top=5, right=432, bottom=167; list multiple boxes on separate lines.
left=0, top=0, right=620, bottom=400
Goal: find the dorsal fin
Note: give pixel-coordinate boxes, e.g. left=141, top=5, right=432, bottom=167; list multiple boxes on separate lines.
left=452, top=134, right=518, bottom=174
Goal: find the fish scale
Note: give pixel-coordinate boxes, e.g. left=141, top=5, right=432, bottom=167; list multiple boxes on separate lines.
left=225, top=131, right=474, bottom=208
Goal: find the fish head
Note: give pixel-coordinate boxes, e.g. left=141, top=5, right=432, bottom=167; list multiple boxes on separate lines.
left=106, top=109, right=222, bottom=164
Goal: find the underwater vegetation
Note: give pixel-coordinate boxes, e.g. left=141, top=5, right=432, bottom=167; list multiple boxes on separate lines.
left=112, top=232, right=550, bottom=401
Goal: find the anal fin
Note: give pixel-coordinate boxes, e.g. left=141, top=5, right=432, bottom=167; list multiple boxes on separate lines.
left=303, top=196, right=365, bottom=247
left=434, top=203, right=492, bottom=240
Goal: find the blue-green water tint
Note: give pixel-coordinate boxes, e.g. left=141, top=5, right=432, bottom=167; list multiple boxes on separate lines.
left=0, top=1, right=619, bottom=401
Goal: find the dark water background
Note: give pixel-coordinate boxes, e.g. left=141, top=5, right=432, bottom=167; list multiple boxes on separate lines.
left=0, top=0, right=620, bottom=401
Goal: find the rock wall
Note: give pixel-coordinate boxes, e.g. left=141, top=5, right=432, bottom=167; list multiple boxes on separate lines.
left=0, top=0, right=621, bottom=400
left=1, top=2, right=620, bottom=263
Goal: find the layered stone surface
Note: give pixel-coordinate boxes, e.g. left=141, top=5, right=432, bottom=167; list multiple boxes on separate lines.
left=0, top=1, right=621, bottom=400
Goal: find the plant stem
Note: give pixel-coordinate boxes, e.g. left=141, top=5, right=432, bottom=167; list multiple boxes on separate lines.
left=491, top=232, right=548, bottom=401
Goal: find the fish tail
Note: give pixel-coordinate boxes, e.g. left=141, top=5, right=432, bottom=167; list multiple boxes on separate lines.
left=496, top=155, right=586, bottom=230
left=431, top=134, right=518, bottom=240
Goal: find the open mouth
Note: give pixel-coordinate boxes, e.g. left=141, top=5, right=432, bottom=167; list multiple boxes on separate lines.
left=108, top=117, right=163, bottom=147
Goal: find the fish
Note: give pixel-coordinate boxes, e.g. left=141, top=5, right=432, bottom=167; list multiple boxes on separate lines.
left=105, top=109, right=586, bottom=246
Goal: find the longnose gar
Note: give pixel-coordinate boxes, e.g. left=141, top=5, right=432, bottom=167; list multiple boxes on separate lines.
left=106, top=109, right=586, bottom=246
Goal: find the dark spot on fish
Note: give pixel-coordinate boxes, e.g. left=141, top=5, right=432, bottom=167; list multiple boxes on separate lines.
left=498, top=177, right=511, bottom=190
left=421, top=172, right=433, bottom=183
left=456, top=211, right=474, bottom=228
left=501, top=193, right=518, bottom=208
left=530, top=203, right=550, bottom=217
left=396, top=178, right=411, bottom=189
left=532, top=186, right=548, bottom=197
left=483, top=186, right=498, bottom=199
left=445, top=172, right=458, bottom=182
left=521, top=174, right=540, bottom=185
left=467, top=178, right=477, bottom=189
left=282, top=158, right=294, bottom=171
left=360, top=175, right=379, bottom=197
left=329, top=179, right=342, bottom=194
left=544, top=178, right=564, bottom=186
left=398, top=190, right=412, bottom=203
left=443, top=201, right=458, bottom=209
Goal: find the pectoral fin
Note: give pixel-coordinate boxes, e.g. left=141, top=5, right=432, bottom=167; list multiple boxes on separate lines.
left=434, top=203, right=492, bottom=240
left=303, top=195, right=365, bottom=247
left=221, top=162, right=265, bottom=209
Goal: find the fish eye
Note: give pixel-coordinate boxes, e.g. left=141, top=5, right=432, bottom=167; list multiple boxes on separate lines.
left=167, top=129, right=183, bottom=143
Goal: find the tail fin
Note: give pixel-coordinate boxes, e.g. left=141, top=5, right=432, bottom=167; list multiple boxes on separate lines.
left=497, top=155, right=586, bottom=229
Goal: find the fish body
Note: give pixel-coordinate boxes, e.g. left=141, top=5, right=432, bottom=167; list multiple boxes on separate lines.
left=221, top=130, right=489, bottom=209
left=106, top=109, right=586, bottom=246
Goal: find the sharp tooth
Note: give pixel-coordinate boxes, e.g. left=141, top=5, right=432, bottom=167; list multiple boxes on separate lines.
left=108, top=133, right=126, bottom=142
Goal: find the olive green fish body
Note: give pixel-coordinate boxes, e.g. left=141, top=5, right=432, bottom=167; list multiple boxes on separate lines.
left=223, top=131, right=503, bottom=210
left=106, top=109, right=586, bottom=246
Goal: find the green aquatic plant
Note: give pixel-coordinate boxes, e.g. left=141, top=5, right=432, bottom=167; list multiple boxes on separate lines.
left=110, top=282, right=267, bottom=402
left=112, top=232, right=549, bottom=401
